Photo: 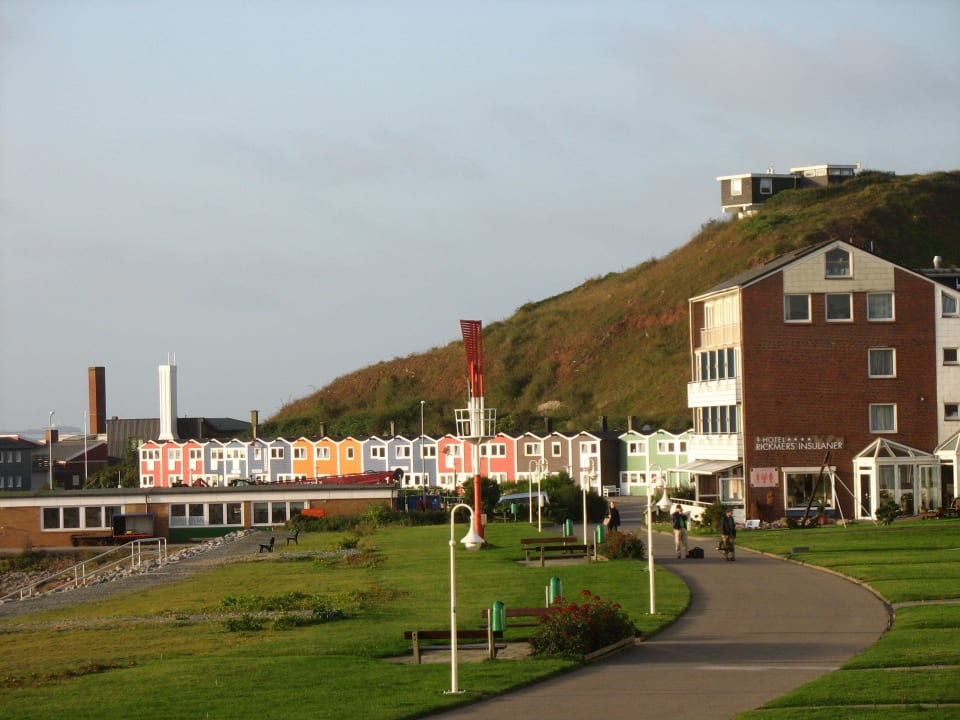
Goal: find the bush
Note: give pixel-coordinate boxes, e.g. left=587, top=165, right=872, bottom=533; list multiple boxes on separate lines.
left=699, top=502, right=729, bottom=532
left=599, top=531, right=645, bottom=560
left=875, top=498, right=902, bottom=526
left=530, top=590, right=638, bottom=660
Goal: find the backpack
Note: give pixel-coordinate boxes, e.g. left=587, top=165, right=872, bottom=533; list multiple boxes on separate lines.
left=686, top=547, right=704, bottom=559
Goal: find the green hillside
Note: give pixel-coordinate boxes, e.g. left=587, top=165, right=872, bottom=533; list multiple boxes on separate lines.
left=264, top=170, right=960, bottom=439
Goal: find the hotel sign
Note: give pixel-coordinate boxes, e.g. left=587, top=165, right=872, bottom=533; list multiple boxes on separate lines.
left=754, top=435, right=844, bottom=452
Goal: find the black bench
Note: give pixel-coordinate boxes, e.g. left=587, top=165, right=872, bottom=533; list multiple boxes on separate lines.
left=482, top=606, right=558, bottom=629
left=520, top=535, right=578, bottom=561
left=403, top=629, right=504, bottom=664
left=286, top=529, right=300, bottom=545
left=258, top=537, right=275, bottom=553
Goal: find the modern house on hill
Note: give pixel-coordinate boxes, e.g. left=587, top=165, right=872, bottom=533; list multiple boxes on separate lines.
left=685, top=238, right=960, bottom=523
left=717, top=162, right=860, bottom=216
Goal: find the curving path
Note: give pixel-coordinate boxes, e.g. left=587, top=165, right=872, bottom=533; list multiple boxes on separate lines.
left=434, top=496, right=891, bottom=719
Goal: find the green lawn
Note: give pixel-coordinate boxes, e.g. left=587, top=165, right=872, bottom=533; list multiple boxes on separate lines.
left=0, top=523, right=687, bottom=719
left=732, top=519, right=960, bottom=719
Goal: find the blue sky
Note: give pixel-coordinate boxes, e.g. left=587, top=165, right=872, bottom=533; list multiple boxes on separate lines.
left=1, top=0, right=958, bottom=434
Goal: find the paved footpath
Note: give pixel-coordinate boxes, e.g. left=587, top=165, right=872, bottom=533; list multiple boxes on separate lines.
left=435, top=496, right=891, bottom=719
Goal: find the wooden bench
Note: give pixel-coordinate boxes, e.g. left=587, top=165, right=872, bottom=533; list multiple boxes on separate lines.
left=481, top=606, right=559, bottom=629
left=286, top=529, right=300, bottom=545
left=535, top=544, right=589, bottom=567
left=520, top=535, right=578, bottom=561
left=403, top=629, right=504, bottom=664
left=258, top=536, right=275, bottom=553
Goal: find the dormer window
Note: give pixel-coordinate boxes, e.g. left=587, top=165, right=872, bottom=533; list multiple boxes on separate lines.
left=825, top=248, right=851, bottom=278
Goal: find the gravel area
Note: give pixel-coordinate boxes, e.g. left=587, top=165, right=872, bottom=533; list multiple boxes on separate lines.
left=0, top=530, right=267, bottom=620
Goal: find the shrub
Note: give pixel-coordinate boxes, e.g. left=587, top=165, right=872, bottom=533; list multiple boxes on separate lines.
left=599, top=531, right=645, bottom=560
left=875, top=498, right=902, bottom=526
left=699, top=502, right=729, bottom=532
left=530, top=590, right=638, bottom=660
left=223, top=614, right=265, bottom=632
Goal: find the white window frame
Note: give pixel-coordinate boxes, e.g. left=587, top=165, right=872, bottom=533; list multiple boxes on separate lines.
left=422, top=445, right=437, bottom=458
left=730, top=178, right=742, bottom=196
left=370, top=446, right=386, bottom=459
left=825, top=248, right=852, bottom=278
left=869, top=404, right=897, bottom=433
left=784, top=294, right=811, bottom=322
left=826, top=293, right=853, bottom=322
left=868, top=348, right=896, bottom=378
left=270, top=447, right=284, bottom=460
left=867, top=292, right=894, bottom=321
left=759, top=177, right=773, bottom=195
left=524, top=442, right=543, bottom=455
left=945, top=348, right=959, bottom=365
left=346, top=447, right=355, bottom=460
left=551, top=442, right=562, bottom=457
left=942, top=291, right=959, bottom=317
left=627, top=441, right=646, bottom=456
left=293, top=447, right=306, bottom=460
left=315, top=446, right=331, bottom=460
left=397, top=446, right=411, bottom=459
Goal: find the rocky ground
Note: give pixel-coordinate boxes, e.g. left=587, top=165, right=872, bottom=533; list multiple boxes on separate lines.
left=0, top=530, right=265, bottom=619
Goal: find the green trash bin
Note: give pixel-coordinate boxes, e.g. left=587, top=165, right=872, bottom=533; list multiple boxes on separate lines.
left=563, top=518, right=573, bottom=537
left=491, top=600, right=505, bottom=631
left=548, top=577, right=562, bottom=604
left=510, top=503, right=519, bottom=519
left=595, top=523, right=605, bottom=544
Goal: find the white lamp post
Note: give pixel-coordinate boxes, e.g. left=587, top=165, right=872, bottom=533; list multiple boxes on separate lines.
left=48, top=411, right=55, bottom=490
left=647, top=482, right=663, bottom=615
left=447, top=502, right=485, bottom=694
left=420, top=400, right=425, bottom=486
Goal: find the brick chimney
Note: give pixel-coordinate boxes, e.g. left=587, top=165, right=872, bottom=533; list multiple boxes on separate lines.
left=88, top=366, right=106, bottom=435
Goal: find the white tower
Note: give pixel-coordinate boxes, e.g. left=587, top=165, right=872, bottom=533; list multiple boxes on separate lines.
left=158, top=358, right=179, bottom=441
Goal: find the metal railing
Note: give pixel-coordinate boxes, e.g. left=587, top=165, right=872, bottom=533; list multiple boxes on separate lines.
left=1, top=538, right=168, bottom=603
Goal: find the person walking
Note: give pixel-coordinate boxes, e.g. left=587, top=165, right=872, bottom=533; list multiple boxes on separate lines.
left=604, top=501, right=621, bottom=532
left=721, top=507, right=737, bottom=561
left=671, top=504, right=688, bottom=559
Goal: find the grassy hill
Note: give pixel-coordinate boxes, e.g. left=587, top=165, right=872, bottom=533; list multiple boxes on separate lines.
left=264, top=170, right=960, bottom=439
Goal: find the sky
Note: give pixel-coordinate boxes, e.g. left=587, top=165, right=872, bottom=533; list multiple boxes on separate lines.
left=2, top=0, right=959, bottom=436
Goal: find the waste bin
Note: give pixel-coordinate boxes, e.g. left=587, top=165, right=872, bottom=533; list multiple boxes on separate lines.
left=510, top=503, right=519, bottom=518
left=491, top=600, right=505, bottom=631
left=563, top=518, right=573, bottom=537
left=595, top=523, right=605, bottom=544
left=548, top=577, right=562, bottom=604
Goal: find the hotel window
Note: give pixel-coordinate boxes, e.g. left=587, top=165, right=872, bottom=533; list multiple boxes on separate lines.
left=371, top=446, right=386, bottom=459
left=315, top=446, right=330, bottom=460
left=945, top=348, right=959, bottom=365
left=699, top=405, right=739, bottom=434
left=943, top=291, right=959, bottom=317
left=826, top=293, right=852, bottom=321
left=759, top=177, right=773, bottom=194
left=825, top=248, right=851, bottom=278
left=730, top=178, right=742, bottom=196
left=867, top=292, right=894, bottom=321
left=785, top=471, right=833, bottom=509
left=784, top=294, right=811, bottom=322
left=869, top=404, right=897, bottom=433
left=868, top=348, right=896, bottom=378
left=946, top=403, right=960, bottom=421
left=698, top=347, right=738, bottom=381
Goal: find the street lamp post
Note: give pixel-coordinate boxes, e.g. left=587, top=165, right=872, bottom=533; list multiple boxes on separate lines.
left=82, top=410, right=88, bottom=486
left=647, top=482, right=662, bottom=615
left=48, top=411, right=55, bottom=490
left=447, top=502, right=485, bottom=694
left=420, top=400, right=425, bottom=487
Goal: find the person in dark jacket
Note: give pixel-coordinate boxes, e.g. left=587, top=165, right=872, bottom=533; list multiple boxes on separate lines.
left=721, top=507, right=737, bottom=561
left=604, top=501, right=621, bottom=532
left=671, top=505, right=688, bottom=558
